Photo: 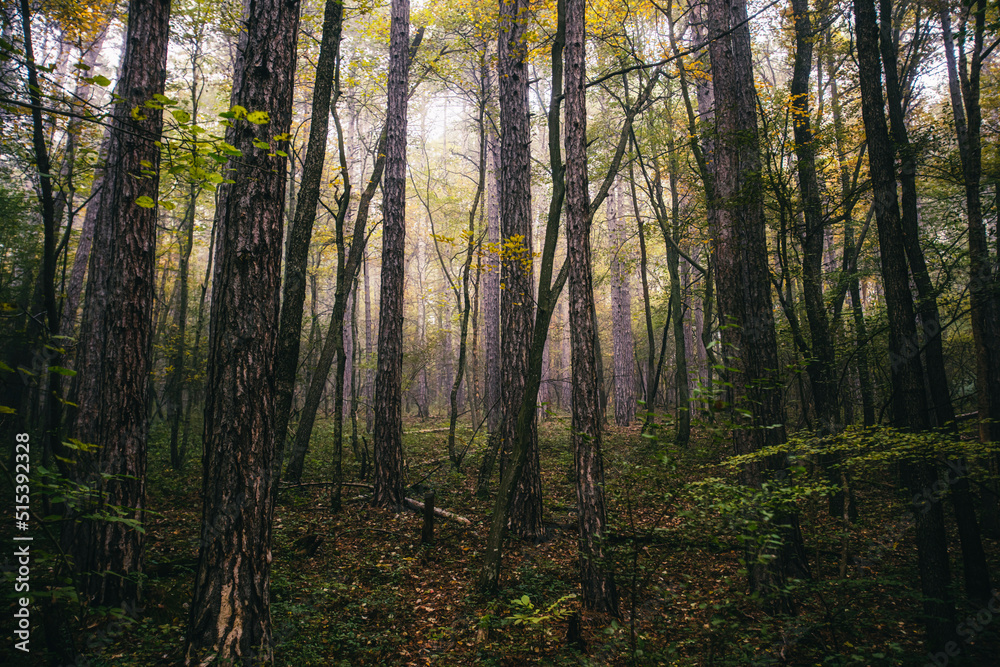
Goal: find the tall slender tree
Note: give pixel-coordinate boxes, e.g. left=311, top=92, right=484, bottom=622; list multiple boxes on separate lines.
left=184, top=0, right=299, bottom=659
left=607, top=182, right=636, bottom=426
left=272, top=0, right=345, bottom=472
left=852, top=0, right=955, bottom=644
left=372, top=0, right=412, bottom=508
left=565, top=0, right=619, bottom=614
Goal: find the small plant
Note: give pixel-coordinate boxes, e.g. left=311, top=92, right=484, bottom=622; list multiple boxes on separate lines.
left=506, top=594, right=577, bottom=633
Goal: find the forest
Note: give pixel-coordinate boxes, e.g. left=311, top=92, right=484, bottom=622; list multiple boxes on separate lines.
left=1, top=0, right=999, bottom=663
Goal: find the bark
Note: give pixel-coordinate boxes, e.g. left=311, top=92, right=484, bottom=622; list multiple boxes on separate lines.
left=708, top=0, right=808, bottom=605
left=607, top=181, right=635, bottom=426
left=363, top=250, right=374, bottom=434
left=184, top=0, right=298, bottom=659
left=565, top=0, right=619, bottom=614
left=477, top=0, right=650, bottom=591
left=938, top=2, right=997, bottom=588
left=476, top=0, right=540, bottom=541
left=665, top=128, right=690, bottom=448
left=828, top=51, right=875, bottom=426
left=64, top=0, right=171, bottom=610
left=853, top=0, right=955, bottom=643
left=273, top=0, right=344, bottom=469
left=790, top=0, right=837, bottom=431
left=483, top=124, right=501, bottom=431
left=372, top=0, right=412, bottom=509
left=943, top=4, right=1000, bottom=539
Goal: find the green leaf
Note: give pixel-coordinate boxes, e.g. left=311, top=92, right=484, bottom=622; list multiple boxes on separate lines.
left=0, top=405, right=15, bottom=414
left=246, top=110, right=269, bottom=125
left=252, top=138, right=270, bottom=150
left=87, top=74, right=111, bottom=87
left=171, top=108, right=191, bottom=124
left=135, top=196, right=156, bottom=209
left=48, top=366, right=77, bottom=377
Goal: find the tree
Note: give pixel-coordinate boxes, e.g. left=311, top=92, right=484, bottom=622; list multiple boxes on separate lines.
left=184, top=0, right=299, bottom=659
left=273, top=0, right=345, bottom=475
left=65, top=0, right=171, bottom=609
left=707, top=0, right=808, bottom=604
left=565, top=0, right=618, bottom=614
left=852, top=0, right=955, bottom=643
left=372, top=0, right=412, bottom=508
left=940, top=0, right=1000, bottom=538
left=607, top=182, right=635, bottom=426
left=483, top=125, right=501, bottom=433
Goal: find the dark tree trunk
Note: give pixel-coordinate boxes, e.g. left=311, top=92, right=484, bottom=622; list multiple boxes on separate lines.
left=828, top=52, right=875, bottom=427
left=273, top=0, right=344, bottom=471
left=184, top=0, right=299, bottom=660
left=707, top=0, right=808, bottom=604
left=64, top=0, right=171, bottom=610
left=565, top=0, right=619, bottom=614
left=853, top=0, right=955, bottom=643
left=938, top=3, right=997, bottom=590
left=373, top=0, right=412, bottom=509
left=942, top=3, right=1000, bottom=539
left=476, top=0, right=541, bottom=542
left=790, top=0, right=837, bottom=432
left=665, top=130, right=690, bottom=448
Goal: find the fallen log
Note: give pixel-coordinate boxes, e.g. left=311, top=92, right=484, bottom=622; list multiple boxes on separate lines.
left=278, top=481, right=471, bottom=525
left=403, top=496, right=472, bottom=526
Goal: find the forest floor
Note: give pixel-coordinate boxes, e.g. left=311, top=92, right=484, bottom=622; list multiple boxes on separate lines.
left=54, top=414, right=1000, bottom=665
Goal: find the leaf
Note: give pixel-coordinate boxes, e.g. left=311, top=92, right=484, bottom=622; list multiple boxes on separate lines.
left=171, top=109, right=191, bottom=124
left=135, top=196, right=156, bottom=209
left=48, top=366, right=77, bottom=377
left=246, top=111, right=270, bottom=125
left=0, top=405, right=15, bottom=414
left=252, top=138, right=271, bottom=150
left=87, top=74, right=111, bottom=87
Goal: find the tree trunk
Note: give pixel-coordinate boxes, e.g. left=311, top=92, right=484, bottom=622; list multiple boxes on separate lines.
left=790, top=0, right=837, bottom=432
left=708, top=0, right=808, bottom=606
left=629, top=161, right=657, bottom=427
left=273, top=0, right=344, bottom=471
left=565, top=0, right=619, bottom=614
left=853, top=0, right=955, bottom=643
left=476, top=0, right=541, bottom=543
left=372, top=0, right=412, bottom=509
left=166, top=43, right=206, bottom=471
left=64, top=0, right=170, bottom=611
left=828, top=50, right=875, bottom=427
left=607, top=181, right=635, bottom=426
left=665, top=128, right=690, bottom=448
left=483, top=124, right=502, bottom=432
left=184, top=0, right=298, bottom=660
